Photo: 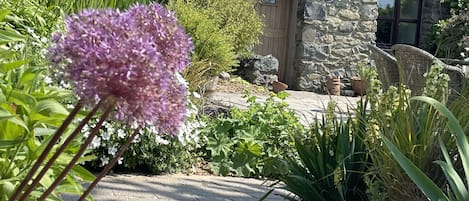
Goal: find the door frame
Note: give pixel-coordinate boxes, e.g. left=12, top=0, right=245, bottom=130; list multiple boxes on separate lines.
left=284, top=0, right=298, bottom=85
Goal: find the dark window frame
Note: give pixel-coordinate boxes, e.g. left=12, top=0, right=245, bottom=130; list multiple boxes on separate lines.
left=377, top=0, right=424, bottom=48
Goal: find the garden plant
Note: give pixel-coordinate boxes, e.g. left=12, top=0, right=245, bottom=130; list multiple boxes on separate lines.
left=3, top=2, right=194, bottom=200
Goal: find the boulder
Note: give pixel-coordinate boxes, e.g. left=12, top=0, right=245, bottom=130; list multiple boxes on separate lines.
left=236, top=55, right=279, bottom=88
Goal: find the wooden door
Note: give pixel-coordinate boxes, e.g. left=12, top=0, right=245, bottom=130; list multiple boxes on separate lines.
left=254, top=0, right=291, bottom=82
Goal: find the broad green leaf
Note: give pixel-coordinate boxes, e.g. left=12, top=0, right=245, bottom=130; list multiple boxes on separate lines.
left=34, top=99, right=69, bottom=116
left=7, top=117, right=29, bottom=133
left=1, top=87, right=37, bottom=113
left=0, top=60, right=29, bottom=73
left=71, top=165, right=95, bottom=181
left=0, top=111, right=14, bottom=121
left=33, top=127, right=56, bottom=136
left=0, top=9, right=10, bottom=22
left=382, top=136, right=450, bottom=201
left=435, top=137, right=469, bottom=201
left=0, top=29, right=26, bottom=43
left=207, top=134, right=233, bottom=157
left=0, top=139, right=26, bottom=148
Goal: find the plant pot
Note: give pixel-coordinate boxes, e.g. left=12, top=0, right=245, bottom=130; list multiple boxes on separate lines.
left=272, top=80, right=288, bottom=93
left=351, top=77, right=367, bottom=96
left=326, top=76, right=341, bottom=96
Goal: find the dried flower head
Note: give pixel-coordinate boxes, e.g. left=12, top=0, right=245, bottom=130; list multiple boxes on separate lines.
left=49, top=3, right=193, bottom=134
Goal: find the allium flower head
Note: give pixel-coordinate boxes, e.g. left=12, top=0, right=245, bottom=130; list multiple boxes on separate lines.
left=49, top=3, right=193, bottom=134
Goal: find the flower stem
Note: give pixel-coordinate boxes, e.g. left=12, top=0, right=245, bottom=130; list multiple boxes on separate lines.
left=37, top=99, right=115, bottom=201
left=17, top=98, right=106, bottom=201
left=78, top=126, right=142, bottom=201
left=8, top=100, right=84, bottom=201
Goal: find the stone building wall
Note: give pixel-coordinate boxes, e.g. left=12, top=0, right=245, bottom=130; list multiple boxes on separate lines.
left=294, top=0, right=378, bottom=93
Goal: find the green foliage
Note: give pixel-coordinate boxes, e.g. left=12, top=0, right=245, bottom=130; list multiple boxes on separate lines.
left=268, top=101, right=368, bottom=201
left=84, top=121, right=202, bottom=174
left=383, top=96, right=469, bottom=201
left=194, top=0, right=264, bottom=58
left=202, top=91, right=304, bottom=177
left=0, top=8, right=93, bottom=199
left=42, top=0, right=167, bottom=14
left=168, top=0, right=238, bottom=91
left=441, top=0, right=469, bottom=14
left=434, top=10, right=469, bottom=59
left=363, top=64, right=456, bottom=201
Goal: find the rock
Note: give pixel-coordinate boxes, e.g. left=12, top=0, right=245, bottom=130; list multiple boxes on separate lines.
left=219, top=71, right=230, bottom=80
left=235, top=55, right=279, bottom=88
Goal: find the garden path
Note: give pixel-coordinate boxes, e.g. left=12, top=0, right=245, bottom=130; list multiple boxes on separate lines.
left=64, top=174, right=288, bottom=201
left=206, top=90, right=362, bottom=125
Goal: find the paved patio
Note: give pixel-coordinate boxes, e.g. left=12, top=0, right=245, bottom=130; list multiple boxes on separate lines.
left=63, top=174, right=288, bottom=201
left=206, top=90, right=362, bottom=125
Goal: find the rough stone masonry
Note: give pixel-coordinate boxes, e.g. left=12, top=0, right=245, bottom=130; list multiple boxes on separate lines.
left=294, top=0, right=378, bottom=93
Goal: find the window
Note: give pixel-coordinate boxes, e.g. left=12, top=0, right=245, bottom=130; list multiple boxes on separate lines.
left=262, top=0, right=276, bottom=4
left=376, top=0, right=423, bottom=47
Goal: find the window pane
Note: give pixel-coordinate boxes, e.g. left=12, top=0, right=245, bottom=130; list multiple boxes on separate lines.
left=377, top=20, right=393, bottom=44
left=400, top=0, right=418, bottom=19
left=378, top=0, right=395, bottom=17
left=262, top=0, right=276, bottom=4
left=397, top=22, right=417, bottom=44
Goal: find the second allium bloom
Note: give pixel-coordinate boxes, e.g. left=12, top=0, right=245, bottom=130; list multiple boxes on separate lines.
left=49, top=3, right=193, bottom=134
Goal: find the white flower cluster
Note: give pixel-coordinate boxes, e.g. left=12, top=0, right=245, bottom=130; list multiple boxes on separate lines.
left=82, top=92, right=206, bottom=167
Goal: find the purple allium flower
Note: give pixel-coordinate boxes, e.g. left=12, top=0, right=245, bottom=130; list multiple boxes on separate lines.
left=49, top=3, right=193, bottom=134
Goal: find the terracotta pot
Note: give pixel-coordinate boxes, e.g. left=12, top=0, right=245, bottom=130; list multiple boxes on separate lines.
left=351, top=77, right=367, bottom=96
left=326, top=76, right=341, bottom=96
left=272, top=80, right=288, bottom=93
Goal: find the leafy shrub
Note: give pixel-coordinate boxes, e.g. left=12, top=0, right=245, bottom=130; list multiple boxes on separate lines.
left=435, top=10, right=469, bottom=59
left=201, top=91, right=304, bottom=177
left=168, top=0, right=263, bottom=92
left=195, top=0, right=264, bottom=58
left=168, top=0, right=237, bottom=91
left=266, top=101, right=368, bottom=201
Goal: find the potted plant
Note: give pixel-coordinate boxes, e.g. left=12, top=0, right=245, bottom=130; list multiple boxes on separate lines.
left=351, top=64, right=371, bottom=96
left=326, top=75, right=341, bottom=96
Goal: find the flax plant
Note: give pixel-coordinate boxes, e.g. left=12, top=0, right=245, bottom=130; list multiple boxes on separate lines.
left=363, top=63, right=454, bottom=201
left=383, top=96, right=469, bottom=201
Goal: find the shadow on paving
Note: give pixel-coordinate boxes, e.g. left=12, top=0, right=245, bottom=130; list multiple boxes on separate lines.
left=63, top=174, right=289, bottom=201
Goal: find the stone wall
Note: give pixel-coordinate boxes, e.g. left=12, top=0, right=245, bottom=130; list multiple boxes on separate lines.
left=294, top=0, right=378, bottom=93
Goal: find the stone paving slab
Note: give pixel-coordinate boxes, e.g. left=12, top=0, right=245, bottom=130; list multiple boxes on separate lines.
left=63, top=174, right=288, bottom=201
left=206, top=90, right=362, bottom=125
